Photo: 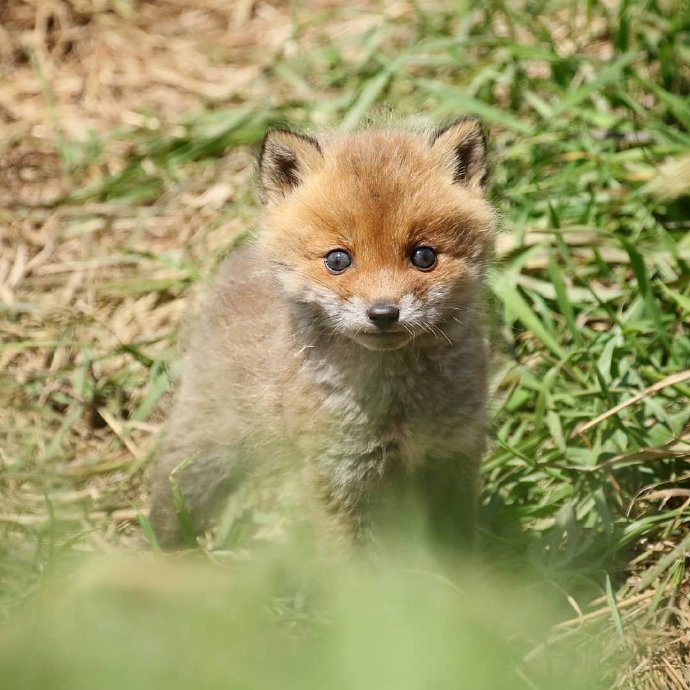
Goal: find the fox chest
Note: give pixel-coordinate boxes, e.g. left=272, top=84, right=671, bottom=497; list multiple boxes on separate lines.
left=286, top=358, right=477, bottom=471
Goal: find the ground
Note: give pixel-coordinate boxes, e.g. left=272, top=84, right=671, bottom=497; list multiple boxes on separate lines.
left=1, top=1, right=689, bottom=688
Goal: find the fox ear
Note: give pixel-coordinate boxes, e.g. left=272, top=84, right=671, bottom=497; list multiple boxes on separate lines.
left=430, top=117, right=488, bottom=192
left=258, top=129, right=323, bottom=205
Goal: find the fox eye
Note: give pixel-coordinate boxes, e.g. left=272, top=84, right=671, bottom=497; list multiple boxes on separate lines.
left=324, top=249, right=352, bottom=274
left=410, top=246, right=437, bottom=271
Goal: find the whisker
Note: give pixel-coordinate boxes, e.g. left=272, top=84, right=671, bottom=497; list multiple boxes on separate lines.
left=444, top=305, right=489, bottom=318
left=420, top=322, right=437, bottom=339
left=429, top=322, right=453, bottom=346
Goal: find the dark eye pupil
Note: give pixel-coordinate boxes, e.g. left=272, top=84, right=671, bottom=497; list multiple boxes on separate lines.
left=325, top=250, right=351, bottom=273
left=411, top=247, right=437, bottom=270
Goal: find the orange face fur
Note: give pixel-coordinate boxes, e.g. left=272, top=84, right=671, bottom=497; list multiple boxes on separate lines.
left=257, top=120, right=495, bottom=351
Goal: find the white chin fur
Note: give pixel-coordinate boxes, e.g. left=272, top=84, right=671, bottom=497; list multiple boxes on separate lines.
left=350, top=332, right=412, bottom=351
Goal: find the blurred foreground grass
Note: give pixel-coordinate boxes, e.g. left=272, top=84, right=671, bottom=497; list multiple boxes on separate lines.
left=2, top=548, right=609, bottom=690
left=1, top=0, right=690, bottom=687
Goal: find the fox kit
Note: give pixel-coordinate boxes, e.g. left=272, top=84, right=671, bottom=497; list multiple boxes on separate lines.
left=149, top=117, right=495, bottom=551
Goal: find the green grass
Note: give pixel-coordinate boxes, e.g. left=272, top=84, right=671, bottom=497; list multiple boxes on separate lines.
left=2, top=0, right=690, bottom=686
left=0, top=551, right=612, bottom=690
left=1, top=549, right=613, bottom=690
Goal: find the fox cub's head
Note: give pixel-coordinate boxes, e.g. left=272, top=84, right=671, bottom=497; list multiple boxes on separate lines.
left=256, top=119, right=495, bottom=352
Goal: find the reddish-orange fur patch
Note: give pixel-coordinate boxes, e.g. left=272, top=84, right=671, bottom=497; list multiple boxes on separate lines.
left=260, top=128, right=494, bottom=305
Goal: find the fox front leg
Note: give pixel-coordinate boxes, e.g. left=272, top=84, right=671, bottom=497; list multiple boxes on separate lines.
left=148, top=446, right=244, bottom=548
left=414, top=456, right=481, bottom=552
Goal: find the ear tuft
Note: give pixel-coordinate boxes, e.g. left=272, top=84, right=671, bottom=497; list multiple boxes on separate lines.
left=431, top=117, right=488, bottom=192
left=258, top=129, right=323, bottom=205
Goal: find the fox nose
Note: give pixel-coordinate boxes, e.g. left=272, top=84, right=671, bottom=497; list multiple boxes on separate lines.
left=367, top=303, right=400, bottom=328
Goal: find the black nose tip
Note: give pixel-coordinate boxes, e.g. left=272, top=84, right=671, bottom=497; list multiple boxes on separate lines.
left=367, top=303, right=400, bottom=328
